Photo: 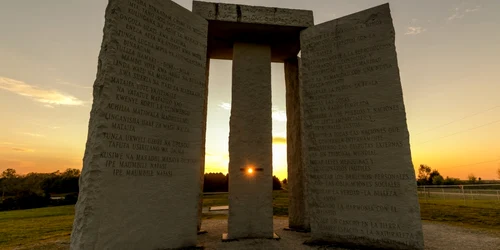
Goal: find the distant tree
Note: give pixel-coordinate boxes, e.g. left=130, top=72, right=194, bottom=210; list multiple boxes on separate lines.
left=60, top=169, right=80, bottom=193
left=282, top=178, right=287, bottom=185
left=432, top=175, right=444, bottom=185
left=467, top=174, right=477, bottom=184
left=1, top=169, right=17, bottom=179
left=443, top=176, right=461, bottom=185
left=0, top=176, right=4, bottom=201
left=497, top=167, right=500, bottom=180
left=0, top=168, right=82, bottom=211
left=417, top=165, right=444, bottom=185
left=22, top=172, right=49, bottom=195
left=272, top=176, right=282, bottom=190
left=1, top=169, right=18, bottom=200
left=428, top=170, right=442, bottom=185
left=417, top=165, right=431, bottom=185
left=203, top=173, right=228, bottom=192
left=62, top=168, right=81, bottom=178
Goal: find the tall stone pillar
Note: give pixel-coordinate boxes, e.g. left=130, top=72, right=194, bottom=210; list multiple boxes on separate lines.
left=70, top=0, right=208, bottom=249
left=300, top=4, right=424, bottom=249
left=197, top=58, right=210, bottom=234
left=284, top=57, right=310, bottom=232
left=227, top=42, right=273, bottom=239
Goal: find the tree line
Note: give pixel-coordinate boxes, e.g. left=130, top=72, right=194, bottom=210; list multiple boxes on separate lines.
left=3, top=164, right=495, bottom=211
left=203, top=172, right=283, bottom=192
left=416, top=164, right=497, bottom=186
left=0, top=168, right=80, bottom=211
left=0, top=168, right=283, bottom=211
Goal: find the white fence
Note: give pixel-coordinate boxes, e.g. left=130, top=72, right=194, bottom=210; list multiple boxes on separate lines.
left=417, top=184, right=500, bottom=206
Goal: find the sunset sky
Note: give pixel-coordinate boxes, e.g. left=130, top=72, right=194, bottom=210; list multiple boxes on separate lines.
left=0, top=0, right=499, bottom=180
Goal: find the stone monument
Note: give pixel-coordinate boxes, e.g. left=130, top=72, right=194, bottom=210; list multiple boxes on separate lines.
left=300, top=3, right=424, bottom=250
left=192, top=1, right=313, bottom=240
left=70, top=0, right=208, bottom=249
left=72, top=0, right=424, bottom=249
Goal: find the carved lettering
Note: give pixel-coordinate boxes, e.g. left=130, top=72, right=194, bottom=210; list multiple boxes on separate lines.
left=301, top=4, right=423, bottom=248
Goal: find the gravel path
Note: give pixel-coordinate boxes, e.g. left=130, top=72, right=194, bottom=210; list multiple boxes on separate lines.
left=198, top=218, right=500, bottom=250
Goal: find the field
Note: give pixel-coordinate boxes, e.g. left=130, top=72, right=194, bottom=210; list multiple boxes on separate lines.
left=0, top=190, right=499, bottom=249
left=0, top=206, right=73, bottom=250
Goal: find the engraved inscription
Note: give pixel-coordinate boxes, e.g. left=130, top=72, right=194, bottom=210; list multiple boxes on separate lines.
left=300, top=4, right=423, bottom=248
left=99, top=0, right=207, bottom=177
left=71, top=0, right=208, bottom=248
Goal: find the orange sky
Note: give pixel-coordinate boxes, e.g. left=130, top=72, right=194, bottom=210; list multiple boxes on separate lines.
left=1, top=0, right=499, bottom=180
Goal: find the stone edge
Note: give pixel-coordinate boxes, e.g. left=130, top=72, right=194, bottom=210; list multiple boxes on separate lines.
left=192, top=1, right=314, bottom=27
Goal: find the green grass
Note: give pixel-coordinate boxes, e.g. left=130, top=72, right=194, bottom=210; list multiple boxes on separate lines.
left=419, top=197, right=500, bottom=209
left=419, top=198, right=500, bottom=232
left=272, top=190, right=289, bottom=216
left=0, top=206, right=74, bottom=250
left=1, top=191, right=499, bottom=249
left=202, top=193, right=228, bottom=207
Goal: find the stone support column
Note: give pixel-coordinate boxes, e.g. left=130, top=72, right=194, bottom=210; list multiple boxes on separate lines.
left=285, top=57, right=310, bottom=232
left=227, top=42, right=273, bottom=239
left=197, top=58, right=210, bottom=234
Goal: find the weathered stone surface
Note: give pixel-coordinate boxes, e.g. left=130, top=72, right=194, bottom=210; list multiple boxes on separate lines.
left=193, top=1, right=313, bottom=27
left=227, top=42, right=273, bottom=239
left=285, top=57, right=309, bottom=231
left=192, top=1, right=313, bottom=62
left=70, top=0, right=208, bottom=249
left=300, top=3, right=424, bottom=250
left=197, top=58, right=210, bottom=233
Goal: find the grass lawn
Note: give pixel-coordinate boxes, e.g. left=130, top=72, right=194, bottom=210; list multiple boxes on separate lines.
left=202, top=192, right=228, bottom=207
left=0, top=190, right=499, bottom=249
left=419, top=198, right=500, bottom=232
left=0, top=206, right=74, bottom=250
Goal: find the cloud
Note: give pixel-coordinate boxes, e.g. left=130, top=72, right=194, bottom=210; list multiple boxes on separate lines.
left=0, top=146, right=34, bottom=152
left=405, top=26, right=426, bottom=35
left=448, top=10, right=464, bottom=21
left=0, top=142, right=27, bottom=147
left=29, top=121, right=61, bottom=130
left=271, top=106, right=287, bottom=122
left=218, top=102, right=231, bottom=110
left=273, top=130, right=287, bottom=138
left=465, top=6, right=481, bottom=13
left=273, top=137, right=287, bottom=144
left=448, top=5, right=481, bottom=21
left=11, top=147, right=34, bottom=152
left=55, top=79, right=92, bottom=89
left=0, top=141, right=33, bottom=152
left=218, top=102, right=287, bottom=122
left=0, top=77, right=86, bottom=107
left=20, top=132, right=45, bottom=138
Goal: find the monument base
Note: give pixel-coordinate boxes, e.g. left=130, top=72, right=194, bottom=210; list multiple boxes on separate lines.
left=283, top=227, right=310, bottom=233
left=221, top=233, right=280, bottom=242
left=171, top=245, right=205, bottom=250
left=303, top=239, right=422, bottom=250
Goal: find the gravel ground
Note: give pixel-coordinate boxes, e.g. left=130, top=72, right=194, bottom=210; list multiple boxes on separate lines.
left=197, top=218, right=500, bottom=250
